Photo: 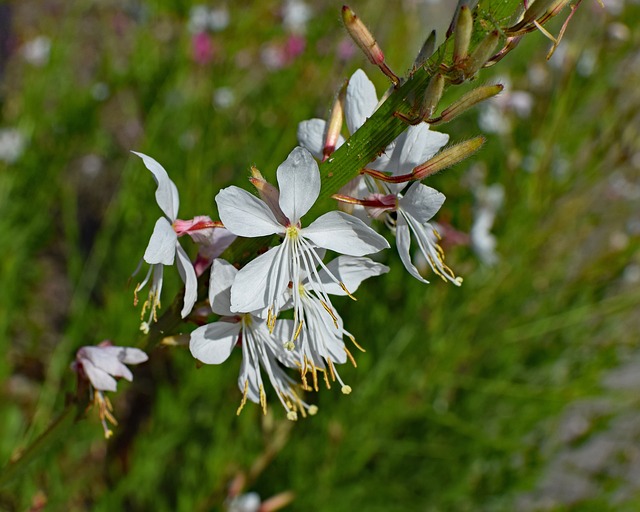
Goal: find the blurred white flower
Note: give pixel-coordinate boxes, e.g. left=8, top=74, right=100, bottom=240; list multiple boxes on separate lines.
left=0, top=128, right=26, bottom=164
left=282, top=0, right=312, bottom=34
left=21, top=36, right=51, bottom=66
left=188, top=5, right=229, bottom=33
left=213, top=87, right=235, bottom=109
left=227, top=492, right=261, bottom=512
left=71, top=341, right=148, bottom=438
left=470, top=183, right=504, bottom=266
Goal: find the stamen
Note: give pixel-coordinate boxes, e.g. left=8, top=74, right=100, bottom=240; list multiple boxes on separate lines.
left=236, top=380, right=249, bottom=416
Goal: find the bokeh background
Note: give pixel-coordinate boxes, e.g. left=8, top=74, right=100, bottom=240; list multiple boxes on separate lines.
left=1, top=0, right=639, bottom=510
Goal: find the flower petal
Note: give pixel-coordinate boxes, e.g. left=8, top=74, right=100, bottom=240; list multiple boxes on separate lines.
left=216, top=186, right=283, bottom=237
left=297, top=118, right=327, bottom=160
left=396, top=218, right=429, bottom=283
left=303, top=211, right=389, bottom=256
left=398, top=182, right=445, bottom=223
left=231, top=245, right=289, bottom=313
left=297, top=118, right=345, bottom=160
left=143, top=218, right=177, bottom=266
left=175, top=244, right=198, bottom=318
left=345, top=69, right=379, bottom=134
left=132, top=151, right=180, bottom=220
left=317, top=256, right=389, bottom=295
left=209, top=258, right=237, bottom=316
left=79, top=346, right=134, bottom=382
left=190, top=322, right=240, bottom=364
left=402, top=124, right=449, bottom=168
left=277, top=146, right=320, bottom=224
left=82, top=360, right=119, bottom=392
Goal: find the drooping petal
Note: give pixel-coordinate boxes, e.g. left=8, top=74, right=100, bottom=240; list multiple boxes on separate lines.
left=175, top=244, right=198, bottom=318
left=303, top=210, right=389, bottom=256
left=398, top=182, right=445, bottom=223
left=132, top=151, right=180, bottom=220
left=188, top=226, right=237, bottom=260
left=297, top=118, right=327, bottom=160
left=216, top=186, right=284, bottom=237
left=316, top=256, right=389, bottom=296
left=345, top=69, right=379, bottom=134
left=82, top=361, right=118, bottom=392
left=190, top=321, right=240, bottom=364
left=143, top=217, right=177, bottom=266
left=396, top=217, right=429, bottom=283
left=209, top=258, right=237, bottom=316
left=230, top=245, right=288, bottom=313
left=79, top=346, right=134, bottom=382
left=276, top=146, right=320, bottom=224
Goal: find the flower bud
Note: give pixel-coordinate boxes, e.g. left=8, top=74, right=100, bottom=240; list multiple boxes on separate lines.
left=342, top=5, right=384, bottom=65
left=453, top=5, right=473, bottom=64
left=412, top=136, right=485, bottom=180
left=342, top=5, right=399, bottom=85
left=412, top=30, right=436, bottom=71
left=430, top=84, right=503, bottom=125
left=323, top=85, right=346, bottom=161
left=422, top=73, right=445, bottom=120
left=461, top=30, right=500, bottom=78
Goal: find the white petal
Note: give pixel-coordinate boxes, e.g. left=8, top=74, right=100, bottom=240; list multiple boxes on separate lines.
left=238, top=345, right=262, bottom=403
left=398, top=182, right=445, bottom=223
left=345, top=69, right=379, bottom=134
left=209, top=258, right=236, bottom=316
left=297, top=118, right=345, bottom=160
left=396, top=218, right=429, bottom=283
left=277, top=146, right=320, bottom=224
left=82, top=361, right=118, bottom=392
left=297, top=118, right=327, bottom=160
left=118, top=347, right=149, bottom=364
left=175, top=244, right=198, bottom=318
left=187, top=226, right=237, bottom=260
left=303, top=211, right=389, bottom=256
left=216, top=186, right=283, bottom=237
left=317, top=256, right=389, bottom=295
left=132, top=151, right=180, bottom=220
left=80, top=346, right=134, bottom=381
left=143, top=218, right=177, bottom=265
left=190, top=321, right=240, bottom=364
left=230, top=245, right=288, bottom=313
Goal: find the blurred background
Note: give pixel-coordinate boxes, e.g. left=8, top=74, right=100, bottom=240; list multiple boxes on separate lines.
left=1, top=0, right=639, bottom=510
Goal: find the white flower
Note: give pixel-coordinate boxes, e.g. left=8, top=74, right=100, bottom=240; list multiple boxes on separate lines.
left=0, top=128, right=26, bottom=164
left=215, top=146, right=389, bottom=326
left=132, top=152, right=198, bottom=327
left=190, top=259, right=317, bottom=420
left=298, top=68, right=449, bottom=186
left=71, top=341, right=148, bottom=437
left=298, top=69, right=459, bottom=284
left=393, top=182, right=461, bottom=284
left=280, top=256, right=389, bottom=393
left=21, top=36, right=51, bottom=67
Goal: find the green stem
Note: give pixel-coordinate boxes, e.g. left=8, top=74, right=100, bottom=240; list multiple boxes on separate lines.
left=0, top=401, right=80, bottom=488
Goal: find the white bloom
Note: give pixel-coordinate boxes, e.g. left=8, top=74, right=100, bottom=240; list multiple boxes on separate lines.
left=298, top=69, right=458, bottom=284
left=71, top=342, right=148, bottom=437
left=73, top=344, right=148, bottom=392
left=132, top=152, right=198, bottom=325
left=227, top=492, right=261, bottom=512
left=470, top=183, right=504, bottom=266
left=280, top=256, right=389, bottom=393
left=394, top=182, right=461, bottom=284
left=21, top=36, right=51, bottom=67
left=215, top=146, right=389, bottom=327
left=0, top=128, right=26, bottom=164
left=282, top=0, right=312, bottom=34
left=190, top=259, right=317, bottom=420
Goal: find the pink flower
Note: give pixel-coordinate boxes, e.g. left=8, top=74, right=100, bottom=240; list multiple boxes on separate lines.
left=192, top=31, right=216, bottom=65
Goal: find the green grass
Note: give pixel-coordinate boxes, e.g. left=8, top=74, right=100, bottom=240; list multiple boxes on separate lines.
left=1, top=0, right=639, bottom=510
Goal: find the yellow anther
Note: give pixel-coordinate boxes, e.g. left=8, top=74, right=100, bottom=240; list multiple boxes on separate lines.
left=339, top=282, right=357, bottom=301
left=344, top=347, right=357, bottom=368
